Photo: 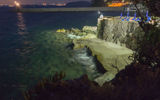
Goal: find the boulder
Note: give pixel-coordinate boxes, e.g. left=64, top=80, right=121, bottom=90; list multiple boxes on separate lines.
left=82, top=26, right=97, bottom=34
left=70, top=28, right=81, bottom=34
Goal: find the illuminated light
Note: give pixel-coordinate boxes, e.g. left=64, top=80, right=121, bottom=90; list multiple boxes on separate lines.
left=121, top=9, right=130, bottom=21
left=99, top=14, right=104, bottom=19
left=14, top=1, right=21, bottom=7
left=56, top=3, right=66, bottom=6
left=146, top=11, right=151, bottom=22
left=126, top=17, right=130, bottom=21
left=42, top=2, right=47, bottom=6
left=107, top=2, right=129, bottom=7
left=17, top=12, right=28, bottom=35
left=135, top=18, right=141, bottom=22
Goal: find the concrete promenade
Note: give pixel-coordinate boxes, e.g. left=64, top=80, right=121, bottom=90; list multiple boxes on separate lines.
left=15, top=7, right=123, bottom=12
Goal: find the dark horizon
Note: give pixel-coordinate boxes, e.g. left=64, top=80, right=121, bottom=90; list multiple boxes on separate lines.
left=0, top=0, right=91, bottom=5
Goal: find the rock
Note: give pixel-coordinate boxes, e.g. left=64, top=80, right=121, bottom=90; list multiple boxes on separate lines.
left=81, top=32, right=87, bottom=36
left=73, top=38, right=133, bottom=86
left=58, top=27, right=97, bottom=37
left=73, top=39, right=86, bottom=49
left=82, top=26, right=97, bottom=33
left=71, top=28, right=81, bottom=34
left=97, top=17, right=145, bottom=50
left=73, top=34, right=97, bottom=49
left=83, top=34, right=97, bottom=39
left=95, top=71, right=116, bottom=86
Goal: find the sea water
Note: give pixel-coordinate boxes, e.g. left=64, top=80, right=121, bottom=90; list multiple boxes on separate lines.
left=0, top=7, right=120, bottom=100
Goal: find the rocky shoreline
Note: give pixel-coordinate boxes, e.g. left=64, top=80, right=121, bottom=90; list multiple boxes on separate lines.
left=24, top=15, right=160, bottom=100
left=56, top=20, right=134, bottom=85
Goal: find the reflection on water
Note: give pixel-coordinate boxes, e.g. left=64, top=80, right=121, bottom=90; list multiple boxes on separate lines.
left=17, top=12, right=32, bottom=55
left=17, top=12, right=27, bottom=35
left=0, top=11, right=104, bottom=100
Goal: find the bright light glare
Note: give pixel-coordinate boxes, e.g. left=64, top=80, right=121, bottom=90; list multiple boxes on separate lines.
left=14, top=1, right=21, bottom=7
left=99, top=14, right=104, bottom=19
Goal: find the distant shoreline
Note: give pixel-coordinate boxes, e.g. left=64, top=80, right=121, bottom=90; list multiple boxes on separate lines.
left=14, top=7, right=124, bottom=12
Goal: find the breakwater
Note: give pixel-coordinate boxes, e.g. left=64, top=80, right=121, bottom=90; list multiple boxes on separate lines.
left=15, top=7, right=123, bottom=12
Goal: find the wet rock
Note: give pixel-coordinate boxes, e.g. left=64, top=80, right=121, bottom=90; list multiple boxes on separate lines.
left=73, top=38, right=133, bottom=86
left=70, top=28, right=82, bottom=35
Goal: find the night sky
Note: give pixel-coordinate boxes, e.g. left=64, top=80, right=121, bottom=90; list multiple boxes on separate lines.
left=0, top=0, right=91, bottom=5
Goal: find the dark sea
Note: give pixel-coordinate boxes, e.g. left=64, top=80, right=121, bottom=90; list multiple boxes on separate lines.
left=0, top=7, right=120, bottom=100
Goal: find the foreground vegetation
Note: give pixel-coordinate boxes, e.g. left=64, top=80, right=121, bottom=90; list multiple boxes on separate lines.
left=24, top=60, right=160, bottom=100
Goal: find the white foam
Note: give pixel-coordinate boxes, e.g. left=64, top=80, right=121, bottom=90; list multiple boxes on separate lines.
left=67, top=34, right=83, bottom=39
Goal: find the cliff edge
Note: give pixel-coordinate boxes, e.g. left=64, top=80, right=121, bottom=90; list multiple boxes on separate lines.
left=97, top=17, right=145, bottom=50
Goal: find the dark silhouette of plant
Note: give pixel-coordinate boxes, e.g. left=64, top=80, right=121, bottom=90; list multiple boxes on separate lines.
left=112, top=62, right=160, bottom=100
left=134, top=25, right=160, bottom=68
left=24, top=72, right=66, bottom=100
left=24, top=63, right=160, bottom=100
left=132, top=0, right=160, bottom=17
left=127, top=0, right=160, bottom=69
left=24, top=73, right=110, bottom=100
